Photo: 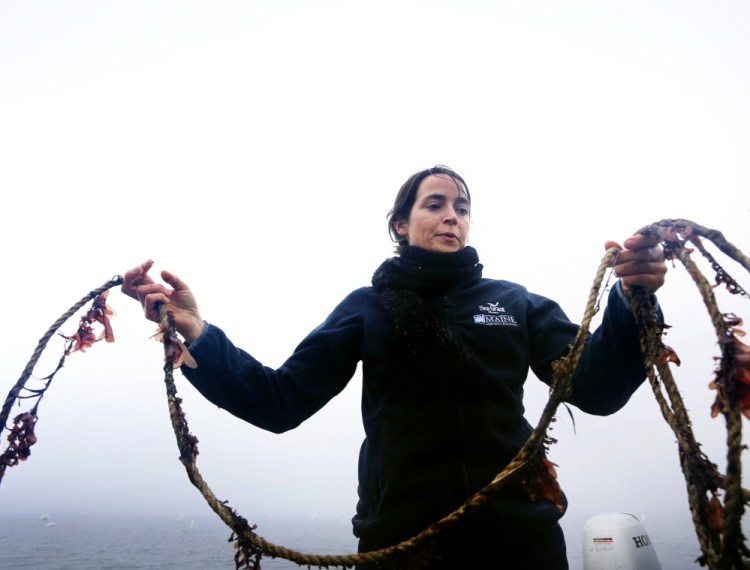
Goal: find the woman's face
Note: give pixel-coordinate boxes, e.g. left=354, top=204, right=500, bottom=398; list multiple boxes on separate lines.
left=394, top=174, right=471, bottom=253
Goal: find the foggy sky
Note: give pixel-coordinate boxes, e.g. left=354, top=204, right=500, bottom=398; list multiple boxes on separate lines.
left=1, top=0, right=749, bottom=562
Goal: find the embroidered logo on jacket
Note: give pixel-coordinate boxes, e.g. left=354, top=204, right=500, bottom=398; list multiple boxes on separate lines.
left=473, top=302, right=518, bottom=326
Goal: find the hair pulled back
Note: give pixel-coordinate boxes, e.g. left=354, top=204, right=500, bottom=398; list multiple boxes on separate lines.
left=387, top=165, right=471, bottom=251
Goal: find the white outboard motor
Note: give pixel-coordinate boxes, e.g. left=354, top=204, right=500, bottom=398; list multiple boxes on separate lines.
left=583, top=512, right=662, bottom=570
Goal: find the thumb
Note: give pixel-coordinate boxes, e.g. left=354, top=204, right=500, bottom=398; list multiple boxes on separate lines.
left=604, top=240, right=623, bottom=251
left=604, top=240, right=623, bottom=268
left=160, top=270, right=190, bottom=292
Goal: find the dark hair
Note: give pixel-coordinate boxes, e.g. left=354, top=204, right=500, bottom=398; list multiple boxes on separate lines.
left=387, top=165, right=471, bottom=250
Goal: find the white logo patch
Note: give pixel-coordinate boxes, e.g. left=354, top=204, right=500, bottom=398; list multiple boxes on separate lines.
left=474, top=301, right=518, bottom=326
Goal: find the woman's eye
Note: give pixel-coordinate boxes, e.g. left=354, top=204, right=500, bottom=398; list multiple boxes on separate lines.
left=426, top=203, right=441, bottom=211
left=457, top=207, right=470, bottom=216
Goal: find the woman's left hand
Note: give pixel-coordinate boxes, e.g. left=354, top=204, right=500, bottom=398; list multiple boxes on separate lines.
left=605, top=234, right=668, bottom=294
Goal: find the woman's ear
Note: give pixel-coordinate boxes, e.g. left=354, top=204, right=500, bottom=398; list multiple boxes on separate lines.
left=394, top=219, right=409, bottom=237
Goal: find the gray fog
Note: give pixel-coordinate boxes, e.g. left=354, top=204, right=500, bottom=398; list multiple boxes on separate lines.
left=1, top=0, right=748, bottom=559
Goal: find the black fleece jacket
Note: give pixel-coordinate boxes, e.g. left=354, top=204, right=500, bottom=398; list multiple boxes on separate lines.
left=181, top=264, right=656, bottom=549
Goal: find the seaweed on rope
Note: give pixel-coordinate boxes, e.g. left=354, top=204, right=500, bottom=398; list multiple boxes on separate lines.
left=1, top=219, right=748, bottom=569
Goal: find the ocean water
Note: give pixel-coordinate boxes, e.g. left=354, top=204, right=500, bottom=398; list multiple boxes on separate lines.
left=0, top=511, right=720, bottom=569
left=0, top=513, right=357, bottom=570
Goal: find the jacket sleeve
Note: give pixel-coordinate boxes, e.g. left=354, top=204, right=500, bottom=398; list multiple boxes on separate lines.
left=179, top=289, right=365, bottom=433
left=529, top=282, right=662, bottom=416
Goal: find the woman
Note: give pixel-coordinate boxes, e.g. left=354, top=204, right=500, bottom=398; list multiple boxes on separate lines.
left=123, top=165, right=667, bottom=568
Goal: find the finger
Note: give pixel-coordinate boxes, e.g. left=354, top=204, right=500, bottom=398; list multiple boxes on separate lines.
left=161, top=270, right=190, bottom=293
left=122, top=260, right=155, bottom=298
left=144, top=292, right=171, bottom=322
left=615, top=262, right=668, bottom=295
left=624, top=233, right=662, bottom=250
left=616, top=244, right=665, bottom=267
left=614, top=259, right=668, bottom=278
left=134, top=282, right=173, bottom=302
left=604, top=240, right=623, bottom=251
left=603, top=241, right=623, bottom=266
left=620, top=273, right=667, bottom=294
left=123, top=259, right=154, bottom=283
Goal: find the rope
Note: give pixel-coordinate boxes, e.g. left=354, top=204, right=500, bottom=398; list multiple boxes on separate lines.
left=0, top=276, right=123, bottom=482
left=1, top=218, right=748, bottom=568
left=154, top=245, right=640, bottom=569
left=633, top=219, right=749, bottom=569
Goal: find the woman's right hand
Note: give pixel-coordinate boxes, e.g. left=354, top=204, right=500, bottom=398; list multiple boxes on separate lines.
left=122, top=260, right=205, bottom=343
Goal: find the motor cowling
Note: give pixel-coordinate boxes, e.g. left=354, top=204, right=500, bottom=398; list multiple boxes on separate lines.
left=583, top=512, right=662, bottom=570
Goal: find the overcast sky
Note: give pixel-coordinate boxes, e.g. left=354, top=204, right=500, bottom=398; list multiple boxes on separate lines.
left=1, top=0, right=749, bottom=561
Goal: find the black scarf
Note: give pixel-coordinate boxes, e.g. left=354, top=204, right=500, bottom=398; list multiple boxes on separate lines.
left=372, top=246, right=484, bottom=384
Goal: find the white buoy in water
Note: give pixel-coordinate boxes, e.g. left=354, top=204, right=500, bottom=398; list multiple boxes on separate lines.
left=583, top=512, right=661, bottom=570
